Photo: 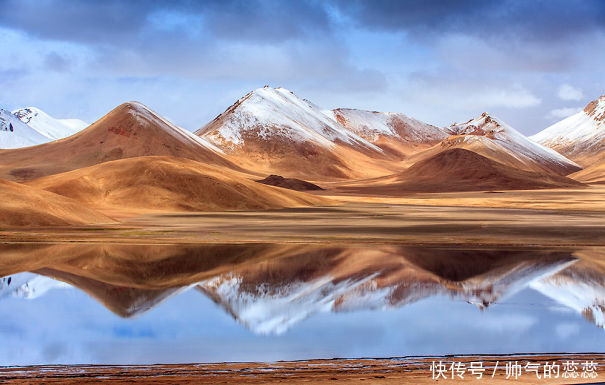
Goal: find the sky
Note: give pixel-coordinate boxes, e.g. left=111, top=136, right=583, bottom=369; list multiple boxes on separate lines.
left=0, top=0, right=604, bottom=135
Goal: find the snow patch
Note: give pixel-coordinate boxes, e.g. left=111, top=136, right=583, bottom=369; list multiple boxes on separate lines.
left=125, top=102, right=224, bottom=154
left=330, top=108, right=447, bottom=143
left=199, top=272, right=380, bottom=335
left=531, top=95, right=605, bottom=154
left=0, top=109, right=49, bottom=149
left=12, top=107, right=88, bottom=140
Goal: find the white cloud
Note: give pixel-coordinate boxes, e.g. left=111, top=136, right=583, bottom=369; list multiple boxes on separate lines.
left=480, top=86, right=542, bottom=108
left=557, top=84, right=584, bottom=101
left=406, top=77, right=542, bottom=111
left=545, top=107, right=582, bottom=119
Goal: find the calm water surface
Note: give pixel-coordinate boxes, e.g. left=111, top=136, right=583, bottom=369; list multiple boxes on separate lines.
left=0, top=243, right=603, bottom=365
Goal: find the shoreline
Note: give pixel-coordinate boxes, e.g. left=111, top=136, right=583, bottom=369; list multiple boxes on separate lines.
left=2, top=354, right=604, bottom=384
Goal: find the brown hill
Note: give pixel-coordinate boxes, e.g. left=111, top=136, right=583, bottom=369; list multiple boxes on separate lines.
left=337, top=148, right=583, bottom=195
left=331, top=108, right=448, bottom=158
left=570, top=158, right=605, bottom=184
left=399, top=113, right=582, bottom=177
left=28, top=156, right=330, bottom=213
left=256, top=175, right=324, bottom=191
left=0, top=179, right=112, bottom=226
left=0, top=102, right=238, bottom=182
left=195, top=87, right=405, bottom=180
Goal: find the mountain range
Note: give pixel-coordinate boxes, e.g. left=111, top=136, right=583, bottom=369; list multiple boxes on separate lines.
left=2, top=244, right=603, bottom=333
left=0, top=87, right=604, bottom=226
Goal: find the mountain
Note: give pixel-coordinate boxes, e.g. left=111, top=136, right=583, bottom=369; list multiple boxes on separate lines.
left=335, top=149, right=583, bottom=195
left=0, top=242, right=296, bottom=290
left=0, top=109, right=49, bottom=149
left=36, top=268, right=187, bottom=318
left=196, top=87, right=418, bottom=180
left=197, top=246, right=578, bottom=334
left=530, top=259, right=605, bottom=329
left=0, top=243, right=305, bottom=316
left=12, top=107, right=88, bottom=140
left=0, top=102, right=238, bottom=182
left=438, top=113, right=582, bottom=175
left=0, top=178, right=112, bottom=226
left=28, top=156, right=330, bottom=213
left=531, top=94, right=605, bottom=166
left=329, top=108, right=448, bottom=156
left=4, top=244, right=603, bottom=331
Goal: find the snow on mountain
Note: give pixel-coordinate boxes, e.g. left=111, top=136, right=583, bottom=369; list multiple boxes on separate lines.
left=125, top=101, right=225, bottom=154
left=197, top=86, right=382, bottom=152
left=329, top=108, right=447, bottom=144
left=531, top=267, right=605, bottom=329
left=197, top=256, right=578, bottom=335
left=448, top=112, right=581, bottom=174
left=199, top=273, right=380, bottom=335
left=12, top=107, right=88, bottom=140
left=459, top=258, right=576, bottom=309
left=0, top=109, right=49, bottom=149
left=530, top=94, right=605, bottom=164
left=0, top=273, right=71, bottom=300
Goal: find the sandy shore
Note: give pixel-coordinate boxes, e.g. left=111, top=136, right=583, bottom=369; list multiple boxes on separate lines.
left=1, top=354, right=603, bottom=384
left=2, top=186, right=605, bottom=247
left=2, top=203, right=604, bottom=248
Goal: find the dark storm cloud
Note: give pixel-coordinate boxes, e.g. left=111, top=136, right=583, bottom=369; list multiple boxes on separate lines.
left=0, top=0, right=603, bottom=133
left=0, top=0, right=331, bottom=45
left=333, top=0, right=605, bottom=42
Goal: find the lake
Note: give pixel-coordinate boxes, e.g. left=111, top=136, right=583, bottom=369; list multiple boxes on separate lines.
left=0, top=243, right=603, bottom=365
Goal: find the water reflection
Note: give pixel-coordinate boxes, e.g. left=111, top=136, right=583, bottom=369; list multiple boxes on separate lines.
left=0, top=243, right=604, bottom=363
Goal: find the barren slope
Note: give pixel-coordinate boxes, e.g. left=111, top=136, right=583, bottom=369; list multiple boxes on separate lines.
left=0, top=179, right=111, bottom=226
left=570, top=159, right=605, bottom=184
left=28, top=156, right=330, bottom=213
left=336, top=149, right=583, bottom=195
left=0, top=102, right=237, bottom=182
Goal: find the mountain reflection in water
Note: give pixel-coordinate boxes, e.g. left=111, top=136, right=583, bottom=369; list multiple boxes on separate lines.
left=1, top=243, right=603, bottom=335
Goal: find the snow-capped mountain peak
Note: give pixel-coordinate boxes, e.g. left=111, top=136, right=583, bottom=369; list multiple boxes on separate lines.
left=448, top=112, right=581, bottom=174
left=12, top=106, right=88, bottom=140
left=450, top=112, right=520, bottom=138
left=328, top=108, right=447, bottom=144
left=530, top=94, right=605, bottom=164
left=0, top=108, right=49, bottom=149
left=197, top=86, right=382, bottom=152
